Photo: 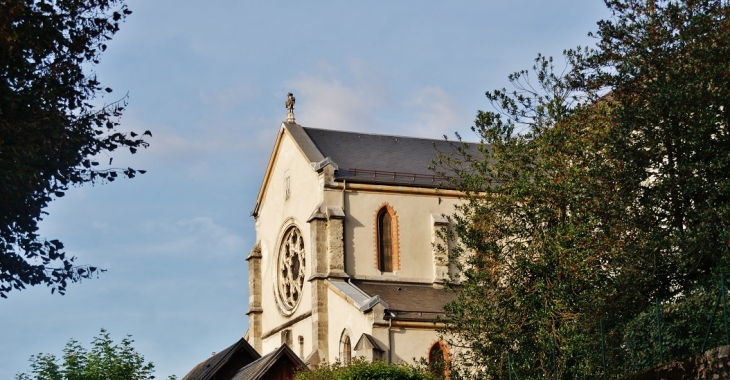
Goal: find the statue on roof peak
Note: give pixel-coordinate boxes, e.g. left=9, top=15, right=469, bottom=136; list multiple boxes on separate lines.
left=286, top=92, right=295, bottom=123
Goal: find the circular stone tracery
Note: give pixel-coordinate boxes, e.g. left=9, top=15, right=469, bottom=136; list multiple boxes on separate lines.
left=276, top=226, right=306, bottom=314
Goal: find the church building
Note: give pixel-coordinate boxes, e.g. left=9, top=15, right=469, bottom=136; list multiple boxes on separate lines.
left=245, top=102, right=464, bottom=370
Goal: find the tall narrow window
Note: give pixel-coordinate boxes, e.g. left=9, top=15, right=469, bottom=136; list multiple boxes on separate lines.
left=429, top=341, right=449, bottom=380
left=284, top=175, right=291, bottom=199
left=281, top=329, right=292, bottom=347
left=378, top=208, right=393, bottom=272
left=375, top=205, right=399, bottom=272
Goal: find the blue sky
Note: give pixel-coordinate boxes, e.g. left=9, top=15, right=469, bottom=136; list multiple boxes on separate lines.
left=2, top=1, right=610, bottom=378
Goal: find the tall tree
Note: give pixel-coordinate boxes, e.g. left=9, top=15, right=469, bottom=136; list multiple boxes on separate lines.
left=437, top=1, right=730, bottom=378
left=437, top=53, right=622, bottom=379
left=576, top=0, right=730, bottom=299
left=0, top=0, right=149, bottom=298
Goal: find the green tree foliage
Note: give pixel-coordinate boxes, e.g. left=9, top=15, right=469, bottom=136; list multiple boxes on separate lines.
left=436, top=0, right=730, bottom=378
left=437, top=53, right=620, bottom=379
left=295, top=359, right=434, bottom=380
left=576, top=0, right=730, bottom=300
left=622, top=286, right=729, bottom=374
left=0, top=0, right=149, bottom=298
left=15, top=329, right=162, bottom=380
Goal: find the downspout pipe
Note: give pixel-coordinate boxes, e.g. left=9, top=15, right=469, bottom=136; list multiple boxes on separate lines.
left=387, top=310, right=394, bottom=363
left=341, top=179, right=347, bottom=217
left=342, top=179, right=347, bottom=273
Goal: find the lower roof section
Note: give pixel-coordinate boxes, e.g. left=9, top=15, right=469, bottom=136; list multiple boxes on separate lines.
left=327, top=278, right=456, bottom=322
left=353, top=280, right=456, bottom=321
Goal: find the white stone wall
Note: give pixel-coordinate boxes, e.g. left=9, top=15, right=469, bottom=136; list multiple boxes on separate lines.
left=341, top=189, right=460, bottom=281
left=250, top=125, right=463, bottom=365
left=260, top=315, right=314, bottom=358
left=389, top=325, right=444, bottom=364
left=325, top=283, right=376, bottom=363
left=255, top=130, right=321, bottom=355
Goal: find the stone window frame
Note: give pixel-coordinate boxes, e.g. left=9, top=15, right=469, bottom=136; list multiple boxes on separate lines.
left=273, top=220, right=307, bottom=317
left=284, top=175, right=291, bottom=200
left=373, top=203, right=400, bottom=273
left=339, top=329, right=352, bottom=365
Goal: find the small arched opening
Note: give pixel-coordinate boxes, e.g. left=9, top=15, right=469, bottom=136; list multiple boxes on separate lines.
left=339, top=330, right=352, bottom=365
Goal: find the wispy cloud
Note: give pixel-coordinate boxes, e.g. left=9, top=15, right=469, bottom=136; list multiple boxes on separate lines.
left=140, top=216, right=246, bottom=257
left=287, top=60, right=470, bottom=139
left=404, top=86, right=471, bottom=138
left=200, top=84, right=258, bottom=110
left=289, top=59, right=390, bottom=133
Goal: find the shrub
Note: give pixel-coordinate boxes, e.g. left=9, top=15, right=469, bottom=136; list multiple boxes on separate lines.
left=295, top=358, right=435, bottom=380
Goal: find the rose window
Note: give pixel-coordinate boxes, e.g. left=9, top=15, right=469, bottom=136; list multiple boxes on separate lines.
left=276, top=226, right=306, bottom=314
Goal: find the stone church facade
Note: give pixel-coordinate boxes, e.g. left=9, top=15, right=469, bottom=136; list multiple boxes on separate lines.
left=245, top=118, right=462, bottom=368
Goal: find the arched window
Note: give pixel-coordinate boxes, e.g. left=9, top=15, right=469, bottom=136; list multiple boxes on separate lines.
left=378, top=209, right=393, bottom=272
left=428, top=341, right=449, bottom=380
left=376, top=205, right=398, bottom=272
left=339, top=332, right=352, bottom=364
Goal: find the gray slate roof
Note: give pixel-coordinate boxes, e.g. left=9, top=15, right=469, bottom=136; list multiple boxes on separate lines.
left=353, top=280, right=456, bottom=321
left=301, top=126, right=471, bottom=188
left=327, top=279, right=388, bottom=312
left=354, top=333, right=386, bottom=352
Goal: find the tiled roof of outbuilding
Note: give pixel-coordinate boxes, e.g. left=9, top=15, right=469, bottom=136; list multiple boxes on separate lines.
left=181, top=337, right=260, bottom=380
left=231, top=351, right=273, bottom=380
left=232, top=344, right=307, bottom=380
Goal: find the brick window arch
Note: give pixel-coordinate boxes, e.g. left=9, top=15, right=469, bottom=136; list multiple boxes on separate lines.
left=428, top=340, right=450, bottom=380
left=374, top=204, right=399, bottom=272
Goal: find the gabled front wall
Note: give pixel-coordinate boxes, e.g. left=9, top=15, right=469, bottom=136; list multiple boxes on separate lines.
left=255, top=128, right=322, bottom=356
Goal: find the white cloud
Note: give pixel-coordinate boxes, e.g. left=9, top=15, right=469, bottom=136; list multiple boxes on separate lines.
left=91, top=221, right=111, bottom=233
left=187, top=161, right=210, bottom=180
left=110, top=117, right=252, bottom=172
left=288, top=59, right=390, bottom=133
left=286, top=60, right=470, bottom=139
left=141, top=216, right=246, bottom=257
left=404, top=86, right=471, bottom=138
left=200, top=83, right=258, bottom=110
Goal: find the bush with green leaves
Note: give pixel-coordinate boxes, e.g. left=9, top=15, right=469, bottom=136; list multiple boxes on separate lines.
left=15, top=329, right=175, bottom=380
left=623, top=284, right=730, bottom=374
left=295, top=359, right=435, bottom=380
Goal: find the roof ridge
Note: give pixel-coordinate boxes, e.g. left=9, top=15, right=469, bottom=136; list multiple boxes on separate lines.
left=301, top=126, right=454, bottom=143
left=181, top=337, right=260, bottom=380
left=234, top=344, right=307, bottom=380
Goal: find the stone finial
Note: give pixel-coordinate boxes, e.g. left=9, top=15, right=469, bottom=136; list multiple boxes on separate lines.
left=286, top=92, right=296, bottom=123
